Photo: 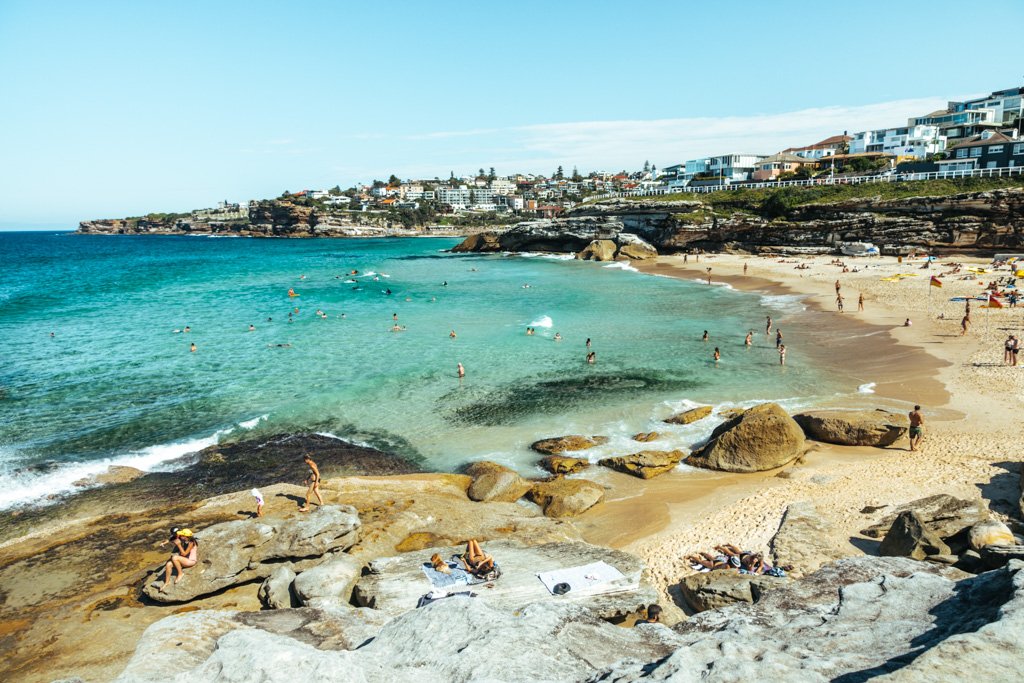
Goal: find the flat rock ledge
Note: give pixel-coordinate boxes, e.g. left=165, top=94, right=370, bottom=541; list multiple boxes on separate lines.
left=142, top=505, right=361, bottom=603
left=351, top=540, right=654, bottom=620
left=530, top=435, right=608, bottom=455
left=115, top=557, right=1024, bottom=682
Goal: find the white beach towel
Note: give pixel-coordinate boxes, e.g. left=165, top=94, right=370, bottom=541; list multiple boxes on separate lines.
left=537, top=561, right=625, bottom=596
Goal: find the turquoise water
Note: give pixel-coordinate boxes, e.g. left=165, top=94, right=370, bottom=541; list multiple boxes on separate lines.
left=0, top=232, right=856, bottom=508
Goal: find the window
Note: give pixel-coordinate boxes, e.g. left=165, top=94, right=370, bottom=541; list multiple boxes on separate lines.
left=987, top=145, right=1004, bottom=154
left=956, top=148, right=968, bottom=158
left=1014, top=144, right=1024, bottom=155
left=970, top=147, right=982, bottom=157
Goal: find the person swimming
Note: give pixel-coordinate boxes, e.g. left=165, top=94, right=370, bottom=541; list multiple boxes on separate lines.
left=553, top=332, right=562, bottom=342
left=190, top=342, right=196, bottom=353
left=713, top=347, right=720, bottom=362
left=457, top=362, right=465, bottom=378
left=450, top=330, right=457, bottom=339
left=702, top=330, right=709, bottom=342
left=249, top=324, right=255, bottom=332
left=745, top=331, right=753, bottom=346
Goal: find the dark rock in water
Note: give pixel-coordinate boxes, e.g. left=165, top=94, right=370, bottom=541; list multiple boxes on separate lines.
left=445, top=371, right=702, bottom=426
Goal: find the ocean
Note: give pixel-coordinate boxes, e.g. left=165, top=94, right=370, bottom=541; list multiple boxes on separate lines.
left=0, top=232, right=861, bottom=509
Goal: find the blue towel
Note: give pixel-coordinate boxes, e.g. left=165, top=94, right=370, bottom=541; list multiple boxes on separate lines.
left=421, top=563, right=482, bottom=589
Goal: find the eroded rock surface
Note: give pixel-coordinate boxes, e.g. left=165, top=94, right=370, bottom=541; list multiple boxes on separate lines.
left=879, top=510, right=951, bottom=560
left=527, top=478, right=605, bottom=517
left=679, top=571, right=789, bottom=612
left=598, top=450, right=684, bottom=479
left=142, top=506, right=361, bottom=603
left=531, top=435, right=608, bottom=455
left=770, top=501, right=854, bottom=577
left=662, top=405, right=712, bottom=425
left=538, top=455, right=590, bottom=475
left=464, top=461, right=532, bottom=503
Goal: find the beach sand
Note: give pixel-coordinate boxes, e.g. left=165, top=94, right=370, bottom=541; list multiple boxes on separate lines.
left=581, top=252, right=1022, bottom=599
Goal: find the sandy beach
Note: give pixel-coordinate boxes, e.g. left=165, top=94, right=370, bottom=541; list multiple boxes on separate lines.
left=609, top=252, right=1023, bottom=598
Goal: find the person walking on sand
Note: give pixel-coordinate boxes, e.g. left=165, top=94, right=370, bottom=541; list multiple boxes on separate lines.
left=858, top=293, right=864, bottom=312
left=778, top=344, right=787, bottom=365
left=457, top=362, right=465, bottom=378
left=908, top=405, right=925, bottom=451
left=765, top=316, right=772, bottom=335
left=835, top=279, right=841, bottom=295
left=1011, top=335, right=1019, bottom=367
left=299, top=454, right=323, bottom=512
left=706, top=267, right=712, bottom=285
left=745, top=331, right=753, bottom=347
left=961, top=315, right=970, bottom=336
left=743, top=263, right=748, bottom=276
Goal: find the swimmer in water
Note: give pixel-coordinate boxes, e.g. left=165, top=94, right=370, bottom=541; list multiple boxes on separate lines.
left=190, top=342, right=196, bottom=353
left=50, top=331, right=55, bottom=338
left=184, top=326, right=191, bottom=333
left=702, top=330, right=709, bottom=342
left=713, top=347, right=720, bottom=363
left=249, top=324, right=255, bottom=332
left=267, top=317, right=272, bottom=322
left=450, top=330, right=457, bottom=339
left=586, top=338, right=591, bottom=349
left=457, top=362, right=465, bottom=378
left=553, top=332, right=562, bottom=342
left=526, top=327, right=534, bottom=336
left=765, top=316, right=772, bottom=335
left=745, top=331, right=753, bottom=346
left=391, top=324, right=406, bottom=332
left=442, top=281, right=448, bottom=286
left=393, top=313, right=398, bottom=322
left=385, top=288, right=391, bottom=295
left=586, top=351, right=596, bottom=364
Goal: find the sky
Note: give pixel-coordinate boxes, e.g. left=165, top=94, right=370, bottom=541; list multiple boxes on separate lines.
left=1, top=0, right=1023, bottom=228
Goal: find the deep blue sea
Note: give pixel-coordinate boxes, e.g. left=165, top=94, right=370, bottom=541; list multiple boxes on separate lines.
left=0, top=232, right=863, bottom=508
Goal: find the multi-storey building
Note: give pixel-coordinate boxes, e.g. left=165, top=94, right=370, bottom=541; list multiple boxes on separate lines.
left=784, top=134, right=850, bottom=160
left=489, top=178, right=516, bottom=195
left=848, top=125, right=945, bottom=160
left=707, top=154, right=766, bottom=182
left=937, top=131, right=1024, bottom=172
left=435, top=186, right=471, bottom=209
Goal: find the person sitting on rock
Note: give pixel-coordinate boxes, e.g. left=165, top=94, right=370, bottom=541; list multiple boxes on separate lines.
left=158, top=529, right=198, bottom=592
left=461, top=539, right=495, bottom=577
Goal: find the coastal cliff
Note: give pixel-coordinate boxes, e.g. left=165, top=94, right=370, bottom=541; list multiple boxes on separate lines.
left=453, top=185, right=1024, bottom=255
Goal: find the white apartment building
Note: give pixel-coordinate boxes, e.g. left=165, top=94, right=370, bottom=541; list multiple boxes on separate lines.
left=435, top=186, right=471, bottom=209
left=707, top=154, right=765, bottom=182
left=848, top=125, right=945, bottom=159
left=957, top=87, right=1024, bottom=126
left=497, top=195, right=525, bottom=210
left=489, top=178, right=516, bottom=195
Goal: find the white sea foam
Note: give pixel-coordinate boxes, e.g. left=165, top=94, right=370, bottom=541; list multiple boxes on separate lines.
left=529, top=315, right=554, bottom=328
left=858, top=382, right=877, bottom=394
left=603, top=261, right=638, bottom=272
left=759, top=293, right=807, bottom=313
left=541, top=253, right=576, bottom=261
left=0, top=428, right=234, bottom=510
left=239, top=414, right=269, bottom=429
left=690, top=278, right=735, bottom=290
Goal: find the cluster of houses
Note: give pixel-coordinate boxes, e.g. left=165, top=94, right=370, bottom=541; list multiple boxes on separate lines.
left=660, top=85, right=1024, bottom=189
left=192, top=86, right=1023, bottom=221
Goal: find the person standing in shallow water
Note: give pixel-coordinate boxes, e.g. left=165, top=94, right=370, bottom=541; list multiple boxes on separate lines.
left=858, top=293, right=864, bottom=312
left=765, top=316, right=772, bottom=335
left=745, top=331, right=753, bottom=347
left=713, top=347, right=720, bottom=363
left=778, top=344, right=786, bottom=365
left=776, top=329, right=783, bottom=348
left=457, top=362, right=465, bottom=378
left=702, top=330, right=709, bottom=342
left=299, top=454, right=323, bottom=512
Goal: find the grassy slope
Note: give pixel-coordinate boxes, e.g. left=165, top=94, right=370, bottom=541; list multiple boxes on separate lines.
left=623, top=176, right=1024, bottom=208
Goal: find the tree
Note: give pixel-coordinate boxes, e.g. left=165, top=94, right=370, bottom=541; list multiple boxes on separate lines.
left=571, top=166, right=582, bottom=182
left=488, top=167, right=496, bottom=181
left=328, top=185, right=342, bottom=196
left=643, top=160, right=650, bottom=173
left=478, top=168, right=486, bottom=179
left=388, top=174, right=401, bottom=186
left=556, top=165, right=564, bottom=180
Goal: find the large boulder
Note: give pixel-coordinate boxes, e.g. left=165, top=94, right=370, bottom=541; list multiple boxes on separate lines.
left=352, top=540, right=654, bottom=620
left=861, top=494, right=990, bottom=554
left=793, top=409, right=909, bottom=447
left=598, top=450, right=684, bottom=479
left=679, top=571, right=789, bottom=612
left=292, top=555, right=365, bottom=607
left=685, top=403, right=805, bottom=473
left=878, top=510, right=951, bottom=560
left=979, top=545, right=1024, bottom=570
left=258, top=566, right=297, bottom=609
left=141, top=505, right=361, bottom=603
left=576, top=239, right=618, bottom=261
left=464, top=461, right=531, bottom=503
left=451, top=231, right=501, bottom=252
left=770, top=501, right=854, bottom=577
left=663, top=405, right=712, bottom=425
left=615, top=233, right=658, bottom=260
left=538, top=455, right=590, bottom=475
left=969, top=519, right=1016, bottom=551
left=527, top=478, right=604, bottom=518
left=530, top=435, right=607, bottom=455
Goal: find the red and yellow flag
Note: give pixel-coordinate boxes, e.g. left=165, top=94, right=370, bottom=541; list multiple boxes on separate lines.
left=986, top=293, right=1003, bottom=308
left=929, top=276, right=943, bottom=288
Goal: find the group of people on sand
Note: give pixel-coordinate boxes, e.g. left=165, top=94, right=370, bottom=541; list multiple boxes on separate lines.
left=686, top=544, right=788, bottom=577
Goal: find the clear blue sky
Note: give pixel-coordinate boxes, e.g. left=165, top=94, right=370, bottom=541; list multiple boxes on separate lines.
left=2, top=0, right=1022, bottom=228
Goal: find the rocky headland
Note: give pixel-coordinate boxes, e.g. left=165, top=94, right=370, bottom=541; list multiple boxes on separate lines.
left=453, top=184, right=1024, bottom=257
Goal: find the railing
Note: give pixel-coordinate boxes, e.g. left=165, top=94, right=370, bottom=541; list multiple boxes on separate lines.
left=582, top=164, right=1024, bottom=201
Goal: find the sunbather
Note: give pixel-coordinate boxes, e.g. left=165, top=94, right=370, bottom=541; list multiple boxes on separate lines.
left=686, top=552, right=730, bottom=571
left=430, top=553, right=451, bottom=574
left=462, top=539, right=495, bottom=576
